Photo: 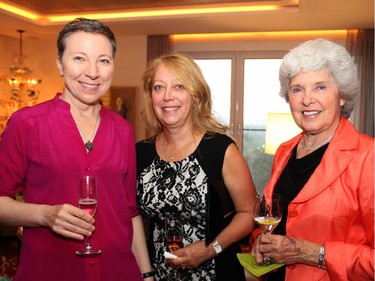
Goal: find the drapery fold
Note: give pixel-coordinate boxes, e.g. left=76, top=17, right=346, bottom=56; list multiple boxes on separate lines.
left=146, top=35, right=173, bottom=62
left=347, top=29, right=374, bottom=137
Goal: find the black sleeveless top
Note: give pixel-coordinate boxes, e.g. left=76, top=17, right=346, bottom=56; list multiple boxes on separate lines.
left=266, top=143, right=328, bottom=281
left=136, top=132, right=245, bottom=281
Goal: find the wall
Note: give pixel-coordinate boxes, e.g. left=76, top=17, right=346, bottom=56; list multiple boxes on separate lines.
left=112, top=35, right=148, bottom=140
left=0, top=35, right=62, bottom=103
left=0, top=33, right=348, bottom=141
left=173, top=34, right=347, bottom=53
left=0, top=34, right=148, bottom=140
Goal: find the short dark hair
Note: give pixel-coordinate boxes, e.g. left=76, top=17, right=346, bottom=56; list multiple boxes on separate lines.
left=57, top=17, right=117, bottom=59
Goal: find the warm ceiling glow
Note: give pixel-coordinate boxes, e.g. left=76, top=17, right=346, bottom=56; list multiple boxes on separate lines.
left=173, top=30, right=348, bottom=41
left=47, top=5, right=284, bottom=23
left=0, top=2, right=41, bottom=20
left=0, top=1, right=296, bottom=24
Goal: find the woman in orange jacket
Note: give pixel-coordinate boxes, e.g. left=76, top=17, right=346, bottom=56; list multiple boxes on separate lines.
left=249, top=38, right=374, bottom=281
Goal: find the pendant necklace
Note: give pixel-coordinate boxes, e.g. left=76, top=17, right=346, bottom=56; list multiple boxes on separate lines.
left=165, top=134, right=198, bottom=161
left=85, top=139, right=94, bottom=151
left=169, top=150, right=178, bottom=161
left=77, top=112, right=100, bottom=152
left=301, top=133, right=334, bottom=152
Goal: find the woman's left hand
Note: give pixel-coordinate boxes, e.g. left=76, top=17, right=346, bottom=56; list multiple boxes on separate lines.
left=252, top=233, right=322, bottom=267
left=255, top=234, right=300, bottom=265
left=165, top=240, right=215, bottom=269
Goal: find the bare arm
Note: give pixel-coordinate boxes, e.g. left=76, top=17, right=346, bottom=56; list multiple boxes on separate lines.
left=131, top=215, right=154, bottom=280
left=0, top=196, right=94, bottom=240
left=215, top=142, right=257, bottom=249
left=168, top=143, right=257, bottom=268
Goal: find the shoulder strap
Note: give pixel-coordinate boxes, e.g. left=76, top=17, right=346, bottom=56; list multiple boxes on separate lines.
left=194, top=132, right=234, bottom=180
left=136, top=140, right=157, bottom=177
left=194, top=133, right=236, bottom=244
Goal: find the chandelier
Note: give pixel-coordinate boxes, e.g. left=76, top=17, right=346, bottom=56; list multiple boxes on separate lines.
left=1, top=30, right=42, bottom=113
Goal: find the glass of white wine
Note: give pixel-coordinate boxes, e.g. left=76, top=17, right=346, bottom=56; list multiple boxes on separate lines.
left=76, top=175, right=101, bottom=256
left=253, top=193, right=282, bottom=264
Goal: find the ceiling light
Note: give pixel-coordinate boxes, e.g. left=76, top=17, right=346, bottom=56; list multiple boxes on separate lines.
left=0, top=1, right=296, bottom=24
left=1, top=30, right=41, bottom=116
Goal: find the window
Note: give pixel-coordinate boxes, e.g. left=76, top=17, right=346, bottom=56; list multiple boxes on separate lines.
left=243, top=59, right=288, bottom=191
left=193, top=53, right=289, bottom=192
left=195, top=59, right=232, bottom=126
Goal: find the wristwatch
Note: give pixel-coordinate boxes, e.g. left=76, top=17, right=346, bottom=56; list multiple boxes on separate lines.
left=212, top=239, right=223, bottom=255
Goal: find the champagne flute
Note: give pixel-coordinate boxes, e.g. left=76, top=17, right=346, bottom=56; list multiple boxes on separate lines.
left=76, top=175, right=101, bottom=256
left=253, top=193, right=282, bottom=264
left=165, top=211, right=184, bottom=281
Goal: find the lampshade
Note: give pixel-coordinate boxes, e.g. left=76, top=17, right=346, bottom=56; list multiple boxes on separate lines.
left=264, top=113, right=301, bottom=155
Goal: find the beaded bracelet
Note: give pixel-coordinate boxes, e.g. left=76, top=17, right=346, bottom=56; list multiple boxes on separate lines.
left=142, top=271, right=155, bottom=279
left=318, top=244, right=325, bottom=268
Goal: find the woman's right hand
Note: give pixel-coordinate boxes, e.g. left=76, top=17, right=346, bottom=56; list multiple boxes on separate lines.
left=0, top=197, right=94, bottom=240
left=165, top=240, right=214, bottom=269
left=43, top=204, right=95, bottom=240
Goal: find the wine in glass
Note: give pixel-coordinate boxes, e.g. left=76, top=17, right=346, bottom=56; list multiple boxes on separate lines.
left=253, top=193, right=282, bottom=264
left=76, top=175, right=101, bottom=256
left=165, top=211, right=184, bottom=280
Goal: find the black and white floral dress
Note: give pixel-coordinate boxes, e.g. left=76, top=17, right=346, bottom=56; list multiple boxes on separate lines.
left=136, top=133, right=245, bottom=281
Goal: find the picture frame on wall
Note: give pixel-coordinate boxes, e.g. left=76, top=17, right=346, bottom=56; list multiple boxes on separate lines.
left=108, top=86, right=138, bottom=138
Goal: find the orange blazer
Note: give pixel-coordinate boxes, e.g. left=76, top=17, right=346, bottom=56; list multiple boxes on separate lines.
left=263, top=117, right=374, bottom=281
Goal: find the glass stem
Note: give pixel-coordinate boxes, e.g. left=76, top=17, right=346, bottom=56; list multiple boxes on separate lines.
left=263, top=231, right=272, bottom=264
left=85, top=235, right=93, bottom=250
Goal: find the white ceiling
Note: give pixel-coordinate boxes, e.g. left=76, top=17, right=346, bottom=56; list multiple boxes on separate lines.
left=0, top=0, right=373, bottom=40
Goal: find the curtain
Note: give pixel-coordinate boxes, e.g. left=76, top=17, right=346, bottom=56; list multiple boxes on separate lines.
left=146, top=35, right=173, bottom=62
left=346, top=29, right=374, bottom=137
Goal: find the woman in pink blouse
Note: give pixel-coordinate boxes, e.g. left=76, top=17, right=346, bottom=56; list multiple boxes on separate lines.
left=0, top=18, right=153, bottom=281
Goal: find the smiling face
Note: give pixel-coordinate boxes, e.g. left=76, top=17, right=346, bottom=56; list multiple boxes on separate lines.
left=56, top=31, right=114, bottom=106
left=151, top=64, right=194, bottom=131
left=288, top=68, right=346, bottom=136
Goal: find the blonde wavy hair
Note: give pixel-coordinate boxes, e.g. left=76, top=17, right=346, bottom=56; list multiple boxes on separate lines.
left=141, top=53, right=228, bottom=139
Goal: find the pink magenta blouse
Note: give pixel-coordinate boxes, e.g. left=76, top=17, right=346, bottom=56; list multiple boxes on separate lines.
left=0, top=93, right=142, bottom=281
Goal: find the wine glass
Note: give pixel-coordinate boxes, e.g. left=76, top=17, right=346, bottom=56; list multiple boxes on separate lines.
left=165, top=211, right=184, bottom=281
left=253, top=193, right=282, bottom=265
left=76, top=175, right=102, bottom=256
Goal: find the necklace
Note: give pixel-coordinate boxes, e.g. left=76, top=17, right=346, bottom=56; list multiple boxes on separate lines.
left=160, top=133, right=198, bottom=161
left=170, top=150, right=181, bottom=160
left=301, top=133, right=334, bottom=151
left=76, top=112, right=100, bottom=152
